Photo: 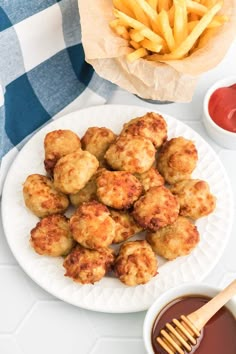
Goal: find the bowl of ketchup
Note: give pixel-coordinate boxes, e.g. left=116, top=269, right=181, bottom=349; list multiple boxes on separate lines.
left=203, top=76, right=236, bottom=149
left=143, top=282, right=236, bottom=354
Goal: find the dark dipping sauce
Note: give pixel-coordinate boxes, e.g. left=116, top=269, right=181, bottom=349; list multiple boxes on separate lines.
left=151, top=296, right=236, bottom=354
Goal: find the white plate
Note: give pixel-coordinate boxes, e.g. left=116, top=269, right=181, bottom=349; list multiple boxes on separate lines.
left=1, top=105, right=233, bottom=313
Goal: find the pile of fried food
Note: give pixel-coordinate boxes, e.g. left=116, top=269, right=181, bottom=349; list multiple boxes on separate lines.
left=23, top=112, right=216, bottom=286
left=109, top=0, right=228, bottom=62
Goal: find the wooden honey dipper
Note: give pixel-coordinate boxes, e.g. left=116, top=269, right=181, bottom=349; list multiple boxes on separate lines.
left=156, top=280, right=236, bottom=354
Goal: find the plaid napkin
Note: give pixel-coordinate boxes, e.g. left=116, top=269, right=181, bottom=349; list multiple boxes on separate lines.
left=0, top=0, right=115, bottom=193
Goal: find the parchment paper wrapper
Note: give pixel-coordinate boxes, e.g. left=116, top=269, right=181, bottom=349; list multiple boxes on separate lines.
left=78, top=0, right=236, bottom=102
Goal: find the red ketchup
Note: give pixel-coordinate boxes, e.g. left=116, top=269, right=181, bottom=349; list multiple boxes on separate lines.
left=208, top=84, right=236, bottom=133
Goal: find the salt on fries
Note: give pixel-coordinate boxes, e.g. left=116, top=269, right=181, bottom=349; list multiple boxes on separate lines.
left=110, top=0, right=227, bottom=62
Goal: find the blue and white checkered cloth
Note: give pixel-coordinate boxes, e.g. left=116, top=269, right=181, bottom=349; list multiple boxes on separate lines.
left=0, top=0, right=115, bottom=192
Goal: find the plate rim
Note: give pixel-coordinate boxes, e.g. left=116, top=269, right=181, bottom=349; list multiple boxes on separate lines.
left=1, top=104, right=234, bottom=313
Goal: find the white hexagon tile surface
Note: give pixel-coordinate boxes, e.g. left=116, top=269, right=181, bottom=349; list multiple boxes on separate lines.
left=1, top=40, right=236, bottom=354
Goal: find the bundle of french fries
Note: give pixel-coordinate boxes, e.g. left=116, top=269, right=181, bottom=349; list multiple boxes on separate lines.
left=109, top=0, right=228, bottom=62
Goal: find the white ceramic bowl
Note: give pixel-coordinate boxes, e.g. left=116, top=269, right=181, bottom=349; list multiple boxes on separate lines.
left=143, top=282, right=236, bottom=354
left=203, top=76, right=236, bottom=149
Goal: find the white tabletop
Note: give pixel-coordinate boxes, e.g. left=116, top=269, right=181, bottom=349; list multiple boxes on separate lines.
left=1, top=41, right=236, bottom=354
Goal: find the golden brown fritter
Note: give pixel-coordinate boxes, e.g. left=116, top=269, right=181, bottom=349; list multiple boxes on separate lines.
left=120, top=112, right=167, bottom=148
left=53, top=149, right=99, bottom=194
left=23, top=174, right=69, bottom=218
left=104, top=136, right=156, bottom=174
left=96, top=170, right=143, bottom=209
left=30, top=214, right=75, bottom=256
left=169, top=179, right=216, bottom=219
left=81, top=127, right=116, bottom=164
left=44, top=129, right=81, bottom=175
left=69, top=175, right=97, bottom=207
left=146, top=216, right=200, bottom=260
left=135, top=167, right=164, bottom=192
left=63, top=245, right=115, bottom=284
left=114, top=240, right=157, bottom=286
left=69, top=201, right=116, bottom=249
left=110, top=210, right=143, bottom=244
left=157, top=137, right=198, bottom=184
left=132, top=186, right=179, bottom=231
left=69, top=168, right=107, bottom=207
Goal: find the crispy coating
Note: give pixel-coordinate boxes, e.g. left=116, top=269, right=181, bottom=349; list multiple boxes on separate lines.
left=69, top=168, right=107, bottom=207
left=63, top=245, right=115, bottom=284
left=120, top=112, right=167, bottom=148
left=30, top=214, right=74, bottom=256
left=135, top=167, right=164, bottom=192
left=23, top=174, right=69, bottom=217
left=146, top=216, right=200, bottom=260
left=104, top=136, right=156, bottom=174
left=96, top=170, right=143, bottom=209
left=81, top=127, right=116, bottom=164
left=69, top=201, right=116, bottom=249
left=44, top=129, right=81, bottom=175
left=157, top=137, right=198, bottom=184
left=110, top=210, right=143, bottom=244
left=53, top=149, right=99, bottom=194
left=114, top=240, right=157, bottom=286
left=169, top=179, right=216, bottom=219
left=133, top=186, right=179, bottom=231
left=69, top=175, right=97, bottom=207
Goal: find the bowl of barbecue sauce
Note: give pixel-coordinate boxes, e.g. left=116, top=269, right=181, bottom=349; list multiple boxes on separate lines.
left=143, top=283, right=236, bottom=354
left=203, top=76, right=236, bottom=149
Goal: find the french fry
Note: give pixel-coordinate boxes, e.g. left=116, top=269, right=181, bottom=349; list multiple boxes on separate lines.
left=168, top=6, right=175, bottom=27
left=188, top=13, right=200, bottom=21
left=110, top=0, right=227, bottom=63
left=140, top=38, right=163, bottom=52
left=114, top=25, right=130, bottom=39
left=113, top=0, right=134, bottom=17
left=174, top=0, right=188, bottom=47
left=186, top=0, right=208, bottom=16
left=146, top=0, right=159, bottom=10
left=130, top=40, right=141, bottom=49
left=158, top=9, right=175, bottom=51
left=134, top=0, right=160, bottom=33
left=114, top=9, right=164, bottom=44
left=196, top=27, right=218, bottom=49
left=187, top=20, right=198, bottom=33
left=130, top=29, right=145, bottom=42
left=158, top=0, right=171, bottom=11
left=127, top=48, right=148, bottom=62
left=123, top=0, right=150, bottom=27
left=146, top=2, right=223, bottom=60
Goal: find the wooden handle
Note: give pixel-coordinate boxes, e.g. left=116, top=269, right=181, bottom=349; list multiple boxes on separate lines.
left=187, top=279, right=236, bottom=331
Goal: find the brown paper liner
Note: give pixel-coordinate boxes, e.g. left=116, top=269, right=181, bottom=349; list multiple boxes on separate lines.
left=78, top=0, right=236, bottom=102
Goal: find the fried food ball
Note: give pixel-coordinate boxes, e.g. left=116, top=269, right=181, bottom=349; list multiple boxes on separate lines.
left=63, top=245, right=115, bottom=284
left=81, top=127, right=116, bottom=164
left=104, top=136, right=156, bottom=174
left=114, top=240, right=157, bottom=286
left=135, top=167, right=164, bottom=192
left=23, top=174, right=69, bottom=217
left=69, top=168, right=106, bottom=207
left=132, top=186, right=179, bottom=231
left=120, top=112, right=167, bottom=148
left=146, top=216, right=200, bottom=260
left=96, top=170, right=143, bottom=209
left=69, top=175, right=97, bottom=207
left=44, top=129, right=81, bottom=175
left=110, top=210, right=143, bottom=244
left=53, top=149, right=99, bottom=194
left=169, top=179, right=216, bottom=219
left=69, top=201, right=116, bottom=249
left=30, top=214, right=75, bottom=256
left=157, top=137, right=198, bottom=184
